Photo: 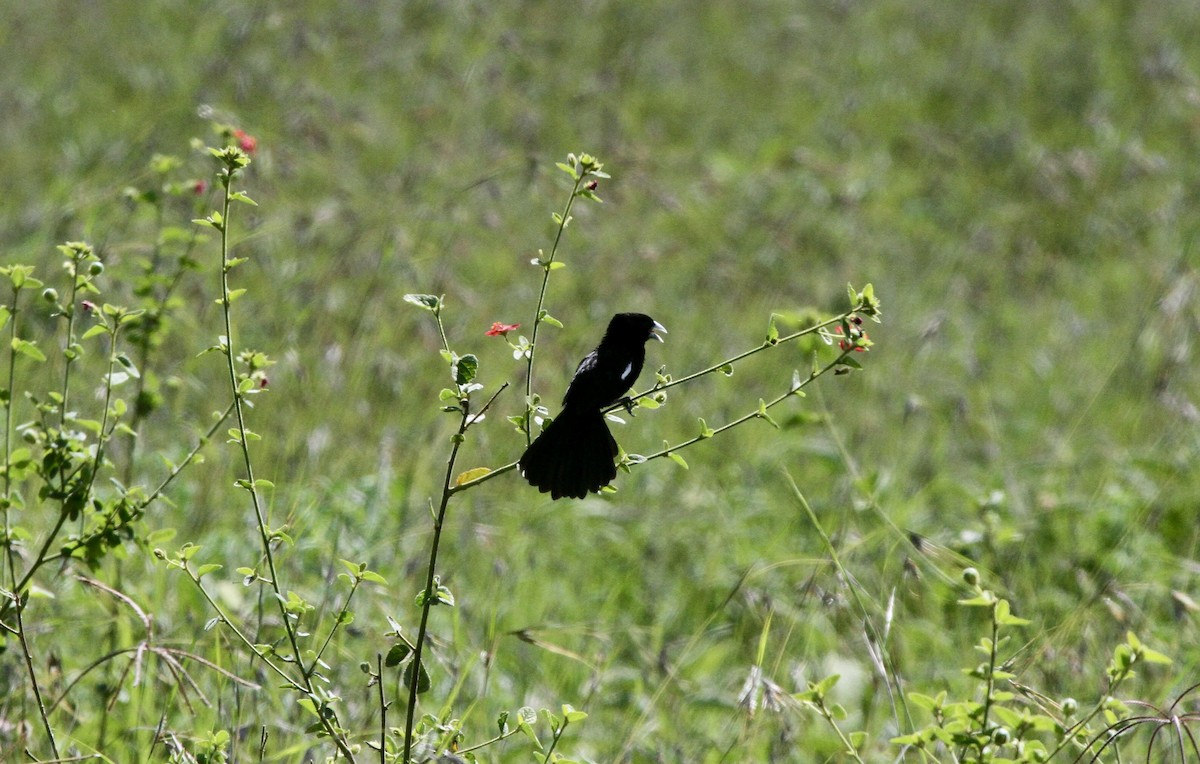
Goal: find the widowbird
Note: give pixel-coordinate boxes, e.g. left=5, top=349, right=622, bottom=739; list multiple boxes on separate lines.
left=519, top=313, right=666, bottom=499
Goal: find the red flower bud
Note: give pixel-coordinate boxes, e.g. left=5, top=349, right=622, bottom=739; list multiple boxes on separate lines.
left=233, top=129, right=257, bottom=154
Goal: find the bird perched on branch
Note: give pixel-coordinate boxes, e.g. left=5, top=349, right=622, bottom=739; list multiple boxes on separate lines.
left=519, top=313, right=666, bottom=499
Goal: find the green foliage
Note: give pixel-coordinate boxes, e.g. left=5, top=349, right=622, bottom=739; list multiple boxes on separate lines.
left=3, top=2, right=1200, bottom=763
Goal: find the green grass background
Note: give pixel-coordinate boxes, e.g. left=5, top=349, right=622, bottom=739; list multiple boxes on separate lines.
left=3, top=1, right=1200, bottom=761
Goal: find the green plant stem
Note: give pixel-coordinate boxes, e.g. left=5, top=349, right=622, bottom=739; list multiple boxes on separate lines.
left=57, top=268, right=82, bottom=431
left=12, top=591, right=59, bottom=758
left=454, top=725, right=522, bottom=755
left=311, top=578, right=362, bottom=673
left=0, top=281, right=67, bottom=760
left=812, top=695, right=868, bottom=764
left=185, top=571, right=296, bottom=684
left=638, top=345, right=854, bottom=463
left=3, top=283, right=21, bottom=588
left=377, top=654, right=387, bottom=764
left=979, top=608, right=1001, bottom=746
left=80, top=322, right=125, bottom=500
left=213, top=161, right=355, bottom=762
left=524, top=171, right=585, bottom=445
left=611, top=313, right=852, bottom=410
left=542, top=716, right=573, bottom=760
left=403, top=403, right=472, bottom=763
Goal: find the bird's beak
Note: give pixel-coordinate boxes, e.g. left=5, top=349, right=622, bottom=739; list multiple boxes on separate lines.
left=651, top=320, right=667, bottom=342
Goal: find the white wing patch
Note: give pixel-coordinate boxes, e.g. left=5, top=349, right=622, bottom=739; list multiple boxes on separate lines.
left=621, top=362, right=633, bottom=381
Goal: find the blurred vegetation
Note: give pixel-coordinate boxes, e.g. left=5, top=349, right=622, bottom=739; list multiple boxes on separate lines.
left=2, top=0, right=1200, bottom=761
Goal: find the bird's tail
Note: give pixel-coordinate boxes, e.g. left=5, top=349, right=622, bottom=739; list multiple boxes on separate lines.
left=519, top=408, right=618, bottom=500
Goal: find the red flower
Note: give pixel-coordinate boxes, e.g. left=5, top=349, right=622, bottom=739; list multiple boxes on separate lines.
left=233, top=129, right=257, bottom=154
left=486, top=321, right=520, bottom=337
left=192, top=179, right=208, bottom=195
left=835, top=325, right=869, bottom=352
left=81, top=300, right=97, bottom=314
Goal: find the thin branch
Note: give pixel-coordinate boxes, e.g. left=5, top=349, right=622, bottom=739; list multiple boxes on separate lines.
left=403, top=403, right=472, bottom=762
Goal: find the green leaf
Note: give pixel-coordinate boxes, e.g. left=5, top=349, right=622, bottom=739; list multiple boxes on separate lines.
left=518, top=705, right=538, bottom=727
left=766, top=314, right=780, bottom=343
left=838, top=355, right=863, bottom=369
left=226, top=288, right=246, bottom=303
left=229, top=191, right=258, bottom=205
left=667, top=452, right=688, bottom=470
left=402, top=293, right=441, bottom=312
left=11, top=339, right=46, bottom=362
left=994, top=599, right=1030, bottom=626
left=403, top=658, right=431, bottom=694
left=453, top=353, right=479, bottom=386
left=435, top=584, right=455, bottom=606
left=908, top=692, right=940, bottom=711
left=756, top=399, right=779, bottom=429
left=539, top=311, right=564, bottom=328
left=81, top=323, right=107, bottom=340
left=958, top=592, right=996, bottom=607
left=385, top=643, right=411, bottom=667
left=562, top=703, right=588, bottom=723
left=718, top=363, right=734, bottom=376
left=195, top=563, right=222, bottom=579
left=0, top=306, right=10, bottom=331
left=698, top=418, right=715, bottom=438
left=115, top=353, right=140, bottom=377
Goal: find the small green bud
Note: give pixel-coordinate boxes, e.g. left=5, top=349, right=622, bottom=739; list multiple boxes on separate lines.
left=991, top=727, right=1010, bottom=746
left=88, top=261, right=105, bottom=276
left=22, top=429, right=38, bottom=444
left=962, top=567, right=980, bottom=586
left=42, top=288, right=58, bottom=303
left=1061, top=697, right=1077, bottom=717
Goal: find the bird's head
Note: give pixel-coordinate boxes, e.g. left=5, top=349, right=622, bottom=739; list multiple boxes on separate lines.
left=606, top=313, right=667, bottom=345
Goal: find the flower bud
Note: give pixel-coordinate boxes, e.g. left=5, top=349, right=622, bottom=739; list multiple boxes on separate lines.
left=42, top=288, right=58, bottom=303
left=88, top=261, right=105, bottom=276
left=962, top=567, right=980, bottom=586
left=1061, top=697, right=1077, bottom=716
left=991, top=727, right=1011, bottom=746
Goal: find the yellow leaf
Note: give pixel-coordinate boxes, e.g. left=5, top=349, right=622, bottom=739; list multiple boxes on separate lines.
left=454, top=467, right=491, bottom=486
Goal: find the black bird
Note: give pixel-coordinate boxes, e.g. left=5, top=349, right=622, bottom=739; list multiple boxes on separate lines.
left=519, top=313, right=666, bottom=499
